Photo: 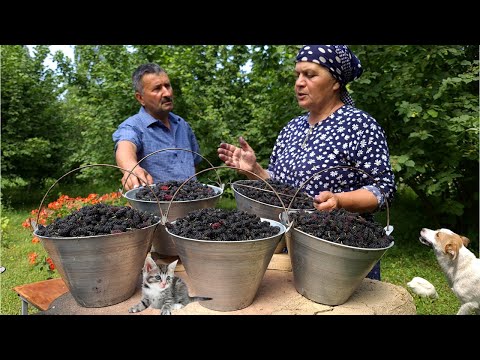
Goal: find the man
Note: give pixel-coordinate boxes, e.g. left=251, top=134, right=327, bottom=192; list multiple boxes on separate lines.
left=113, top=63, right=202, bottom=190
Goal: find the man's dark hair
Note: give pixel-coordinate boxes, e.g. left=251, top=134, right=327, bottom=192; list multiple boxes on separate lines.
left=132, top=63, right=166, bottom=94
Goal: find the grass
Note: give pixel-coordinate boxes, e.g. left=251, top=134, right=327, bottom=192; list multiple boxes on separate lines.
left=1, top=207, right=60, bottom=315
left=0, top=188, right=468, bottom=315
left=382, top=244, right=460, bottom=314
left=375, top=189, right=462, bottom=315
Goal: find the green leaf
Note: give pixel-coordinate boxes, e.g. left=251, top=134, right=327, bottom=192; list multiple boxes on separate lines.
left=409, top=131, right=432, bottom=140
left=392, top=163, right=402, bottom=172
left=396, top=155, right=410, bottom=164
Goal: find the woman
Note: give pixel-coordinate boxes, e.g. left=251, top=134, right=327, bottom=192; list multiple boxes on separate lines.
left=218, top=45, right=396, bottom=280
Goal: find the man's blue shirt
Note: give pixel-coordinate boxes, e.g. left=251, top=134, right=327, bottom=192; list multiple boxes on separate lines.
left=113, top=107, right=202, bottom=182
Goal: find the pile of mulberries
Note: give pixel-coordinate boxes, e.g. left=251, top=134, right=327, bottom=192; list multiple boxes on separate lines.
left=165, top=208, right=280, bottom=241
left=289, top=209, right=393, bottom=249
left=35, top=203, right=158, bottom=237
left=135, top=180, right=216, bottom=201
left=233, top=179, right=314, bottom=209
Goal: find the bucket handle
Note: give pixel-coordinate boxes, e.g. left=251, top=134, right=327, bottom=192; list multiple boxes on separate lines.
left=284, top=165, right=391, bottom=231
left=120, top=148, right=223, bottom=193
left=32, top=164, right=163, bottom=232
left=162, top=165, right=291, bottom=232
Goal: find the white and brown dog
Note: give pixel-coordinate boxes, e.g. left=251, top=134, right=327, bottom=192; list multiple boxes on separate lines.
left=419, top=228, right=480, bottom=315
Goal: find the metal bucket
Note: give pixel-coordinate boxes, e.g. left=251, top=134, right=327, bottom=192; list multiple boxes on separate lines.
left=287, top=225, right=394, bottom=306
left=35, top=221, right=159, bottom=307
left=166, top=218, right=287, bottom=311
left=232, top=182, right=313, bottom=253
left=124, top=184, right=223, bottom=256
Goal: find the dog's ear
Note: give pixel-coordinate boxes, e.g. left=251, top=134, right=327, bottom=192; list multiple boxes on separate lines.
left=444, top=242, right=459, bottom=260
left=460, top=236, right=470, bottom=248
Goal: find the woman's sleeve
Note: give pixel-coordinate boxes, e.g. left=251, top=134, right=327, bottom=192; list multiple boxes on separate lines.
left=353, top=116, right=396, bottom=210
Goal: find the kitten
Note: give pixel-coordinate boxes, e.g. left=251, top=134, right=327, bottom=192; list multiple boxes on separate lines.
left=129, top=256, right=212, bottom=315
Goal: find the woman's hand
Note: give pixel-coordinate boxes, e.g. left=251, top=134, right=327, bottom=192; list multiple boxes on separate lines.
left=217, top=136, right=257, bottom=173
left=313, top=191, right=340, bottom=211
left=313, top=189, right=378, bottom=213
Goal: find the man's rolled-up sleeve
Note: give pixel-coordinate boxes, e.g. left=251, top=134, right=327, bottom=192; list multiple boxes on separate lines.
left=113, top=124, right=142, bottom=153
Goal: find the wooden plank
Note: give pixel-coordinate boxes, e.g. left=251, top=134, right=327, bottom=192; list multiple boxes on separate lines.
left=13, top=278, right=68, bottom=311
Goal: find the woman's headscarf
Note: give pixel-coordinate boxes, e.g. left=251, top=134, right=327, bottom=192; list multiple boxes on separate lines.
left=295, top=45, right=363, bottom=106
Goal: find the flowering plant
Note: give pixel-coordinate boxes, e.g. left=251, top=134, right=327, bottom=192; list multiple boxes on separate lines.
left=28, top=252, right=56, bottom=274
left=23, top=192, right=126, bottom=275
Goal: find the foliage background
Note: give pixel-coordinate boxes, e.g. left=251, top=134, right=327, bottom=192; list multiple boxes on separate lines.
left=2, top=44, right=478, bottom=244
left=1, top=44, right=478, bottom=315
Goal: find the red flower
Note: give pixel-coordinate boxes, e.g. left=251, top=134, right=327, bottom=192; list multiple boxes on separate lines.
left=46, top=258, right=55, bottom=271
left=28, top=252, right=38, bottom=265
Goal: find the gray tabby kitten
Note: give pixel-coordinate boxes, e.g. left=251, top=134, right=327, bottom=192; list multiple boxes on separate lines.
left=129, top=256, right=212, bottom=315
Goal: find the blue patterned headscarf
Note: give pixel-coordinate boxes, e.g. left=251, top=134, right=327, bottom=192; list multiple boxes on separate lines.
left=295, top=45, right=363, bottom=106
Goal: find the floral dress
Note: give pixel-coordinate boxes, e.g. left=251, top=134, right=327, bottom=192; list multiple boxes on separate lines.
left=269, top=105, right=395, bottom=280
left=268, top=105, right=396, bottom=210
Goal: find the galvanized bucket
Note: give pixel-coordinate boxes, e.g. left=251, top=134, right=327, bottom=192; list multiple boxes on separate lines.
left=232, top=181, right=314, bottom=253
left=286, top=223, right=393, bottom=305
left=32, top=164, right=161, bottom=308
left=279, top=165, right=394, bottom=306
left=122, top=148, right=224, bottom=256
left=35, top=223, right=158, bottom=307
left=124, top=184, right=223, bottom=256
left=167, top=218, right=287, bottom=311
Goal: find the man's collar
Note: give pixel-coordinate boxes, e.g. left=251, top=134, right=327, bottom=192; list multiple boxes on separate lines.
left=139, top=107, right=177, bottom=127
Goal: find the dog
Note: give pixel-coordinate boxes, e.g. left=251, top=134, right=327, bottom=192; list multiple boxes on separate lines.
left=419, top=228, right=480, bottom=315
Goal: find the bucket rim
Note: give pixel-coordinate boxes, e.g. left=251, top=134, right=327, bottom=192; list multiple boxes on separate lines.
left=231, top=181, right=315, bottom=211
left=166, top=218, right=287, bottom=244
left=124, top=184, right=223, bottom=204
left=34, top=218, right=161, bottom=241
left=291, top=226, right=395, bottom=252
